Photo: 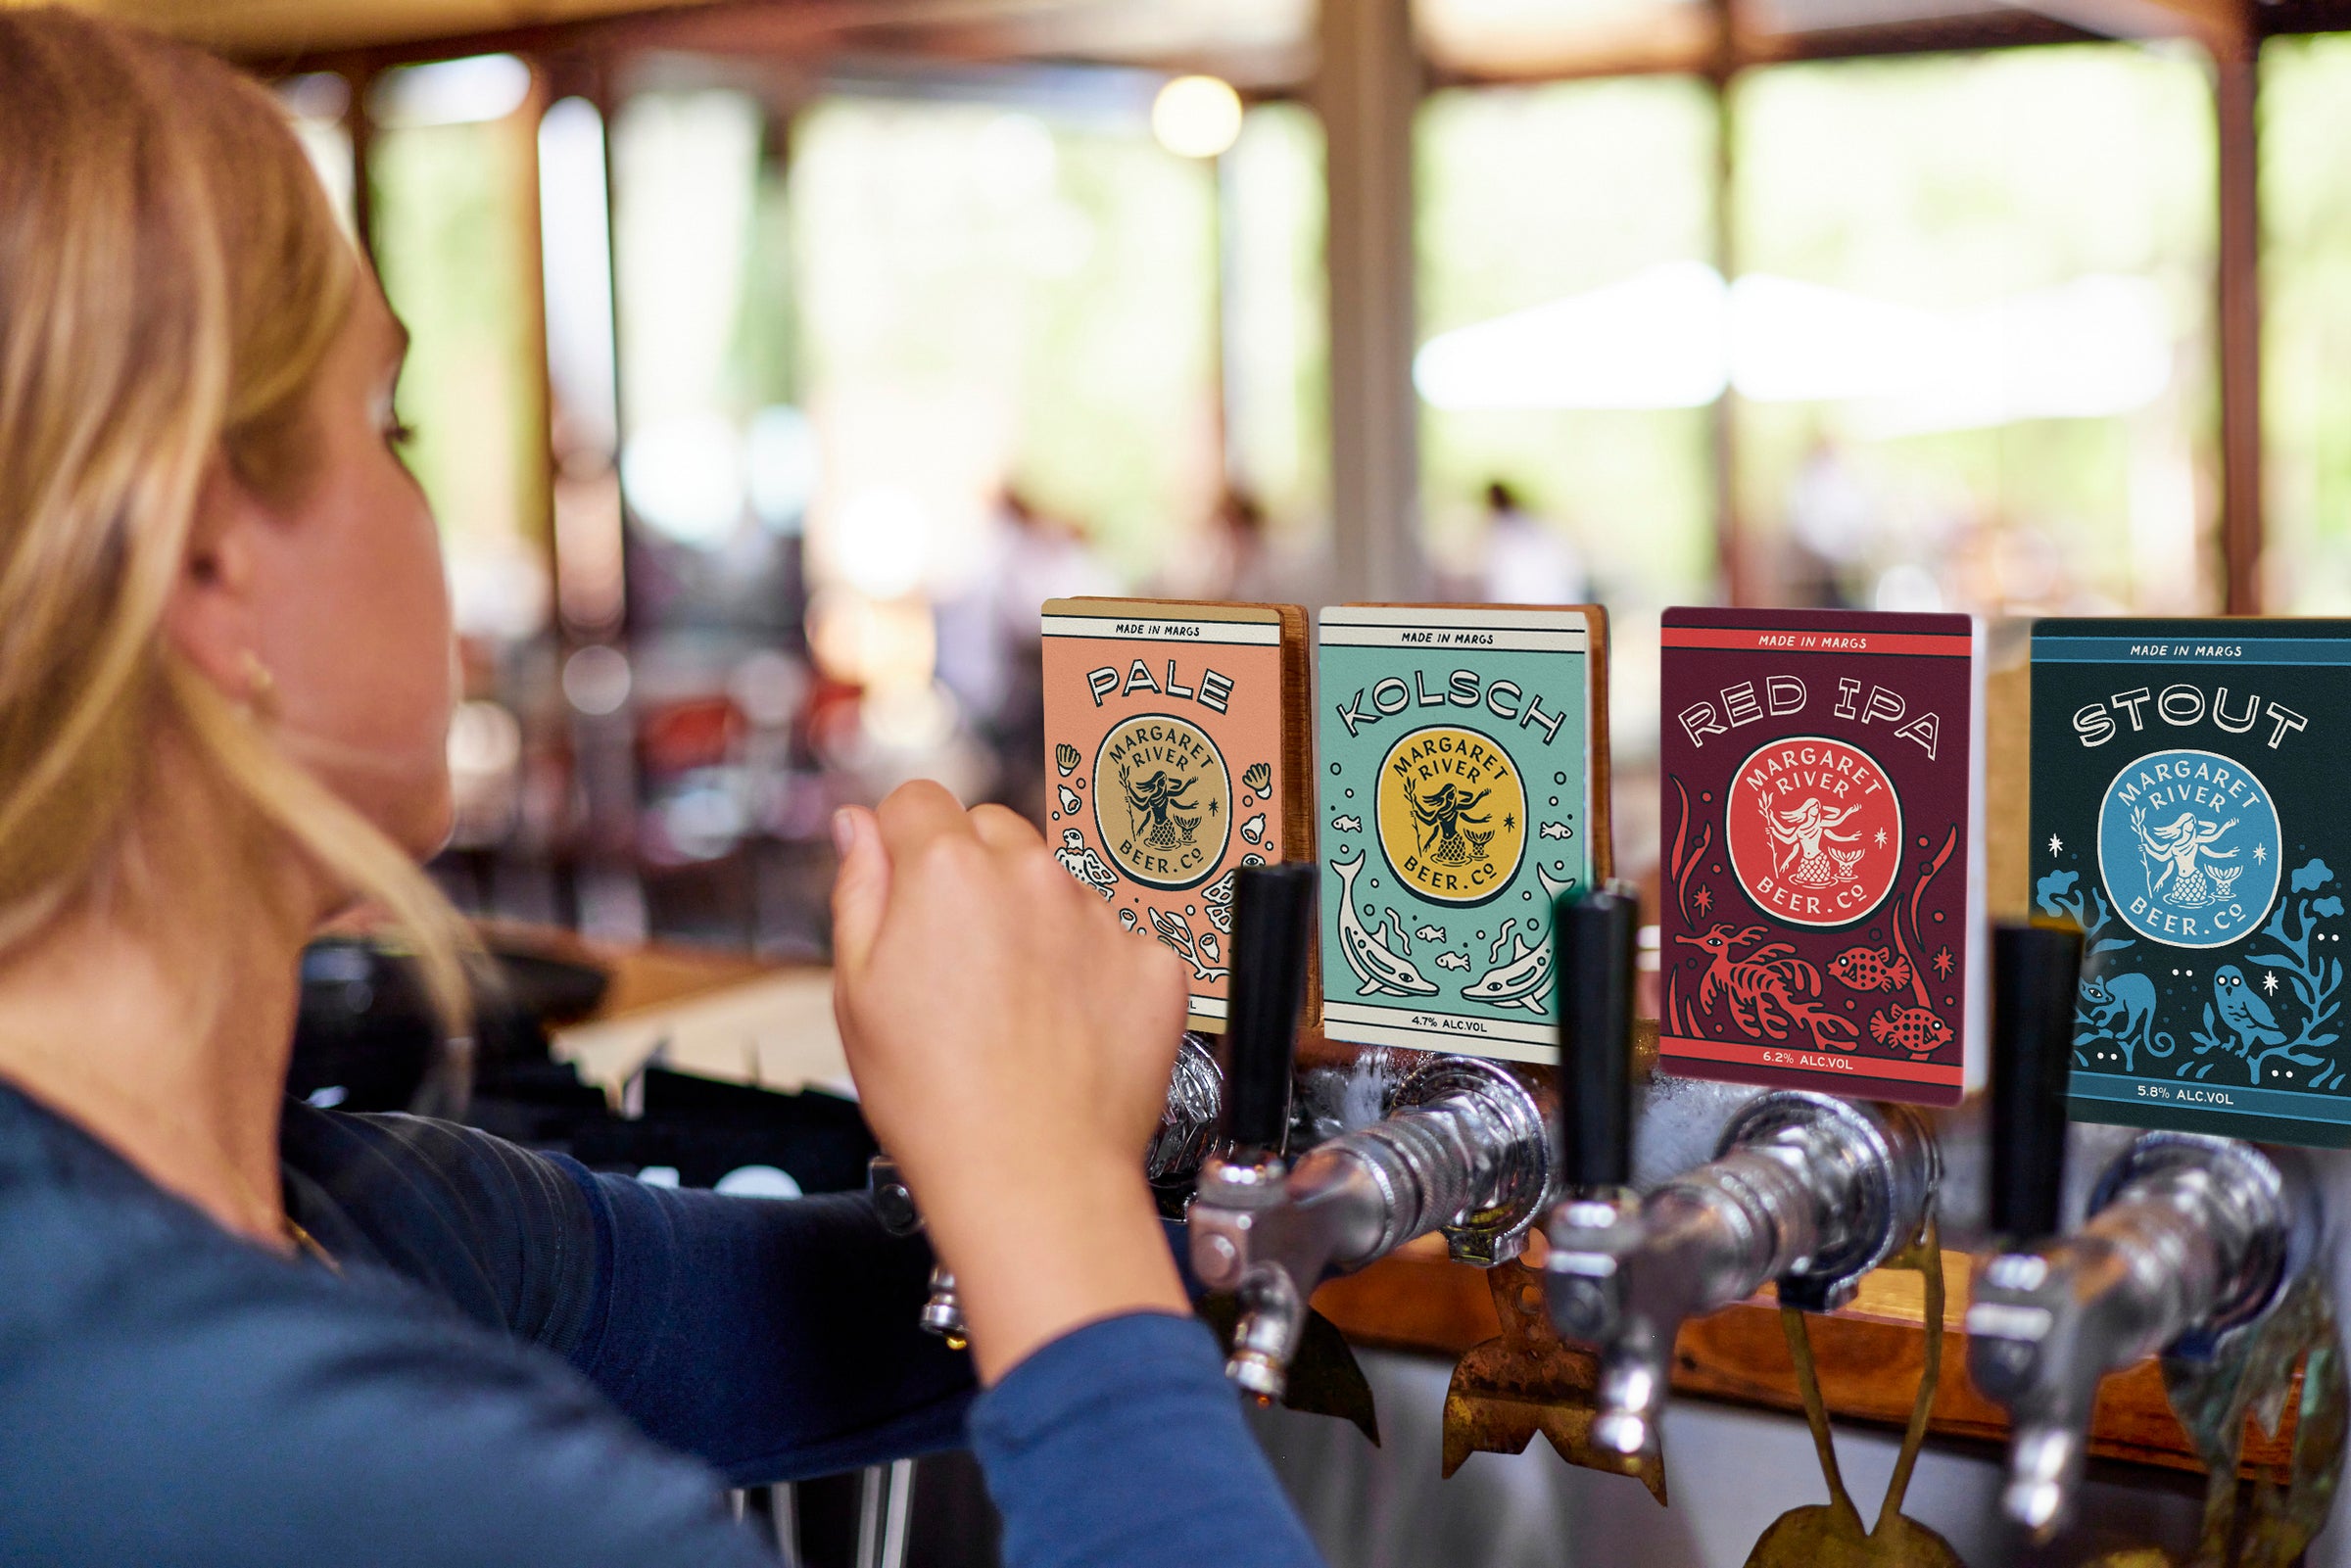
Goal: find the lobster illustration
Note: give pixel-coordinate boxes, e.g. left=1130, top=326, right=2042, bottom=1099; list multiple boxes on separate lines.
left=1674, top=923, right=1859, bottom=1053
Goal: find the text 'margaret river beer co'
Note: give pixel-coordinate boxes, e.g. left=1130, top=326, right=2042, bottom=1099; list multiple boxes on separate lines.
left=1315, top=604, right=1609, bottom=1062
left=1657, top=607, right=1985, bottom=1108
left=1041, top=598, right=1311, bottom=1032
left=2033, top=619, right=2351, bottom=1147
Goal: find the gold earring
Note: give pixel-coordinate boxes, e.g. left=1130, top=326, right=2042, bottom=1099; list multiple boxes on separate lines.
left=241, top=651, right=277, bottom=712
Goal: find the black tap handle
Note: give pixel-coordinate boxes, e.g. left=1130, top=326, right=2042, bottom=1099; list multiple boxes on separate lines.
left=1990, top=922, right=2085, bottom=1243
left=1556, top=885, right=1637, bottom=1190
left=1224, top=862, right=1316, bottom=1155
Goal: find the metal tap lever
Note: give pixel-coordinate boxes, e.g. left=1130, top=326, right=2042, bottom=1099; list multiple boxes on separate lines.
left=1191, top=867, right=1554, bottom=1400
left=866, top=1154, right=968, bottom=1348
left=1987, top=923, right=2080, bottom=1243
left=1967, top=925, right=2306, bottom=1540
left=1544, top=889, right=1938, bottom=1462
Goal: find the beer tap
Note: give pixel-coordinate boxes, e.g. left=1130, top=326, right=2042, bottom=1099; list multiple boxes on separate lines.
left=867, top=1154, right=969, bottom=1348
left=1546, top=887, right=1940, bottom=1464
left=1189, top=864, right=1556, bottom=1402
left=1966, top=924, right=2313, bottom=1541
left=869, top=1025, right=1230, bottom=1349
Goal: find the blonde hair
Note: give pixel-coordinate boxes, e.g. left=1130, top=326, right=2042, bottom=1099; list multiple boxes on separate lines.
left=0, top=8, right=472, bottom=1027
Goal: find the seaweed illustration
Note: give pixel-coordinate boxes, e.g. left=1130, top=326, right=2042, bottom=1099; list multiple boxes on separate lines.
left=1664, top=778, right=1717, bottom=1038
left=2037, top=870, right=2143, bottom=1068
left=2035, top=870, right=2136, bottom=961
left=2197, top=859, right=2345, bottom=1091
left=1148, top=906, right=1229, bottom=983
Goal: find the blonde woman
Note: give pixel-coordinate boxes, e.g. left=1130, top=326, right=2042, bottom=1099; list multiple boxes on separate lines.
left=0, top=13, right=1321, bottom=1566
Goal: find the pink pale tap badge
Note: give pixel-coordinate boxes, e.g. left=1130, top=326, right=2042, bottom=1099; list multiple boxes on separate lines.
left=1724, top=735, right=1903, bottom=929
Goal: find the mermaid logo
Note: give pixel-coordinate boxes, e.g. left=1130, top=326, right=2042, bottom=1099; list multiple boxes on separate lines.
left=1374, top=725, right=1526, bottom=906
left=2098, top=747, right=2280, bottom=949
left=1093, top=713, right=1231, bottom=891
left=1725, top=735, right=1902, bottom=927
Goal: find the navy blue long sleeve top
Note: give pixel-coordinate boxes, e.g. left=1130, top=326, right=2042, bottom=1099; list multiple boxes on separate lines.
left=0, top=1080, right=1324, bottom=1567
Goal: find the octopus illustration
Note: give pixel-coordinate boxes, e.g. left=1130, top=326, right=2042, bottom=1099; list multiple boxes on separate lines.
left=2129, top=808, right=2243, bottom=908
left=1763, top=795, right=1866, bottom=888
left=1121, top=766, right=1200, bottom=851
left=1407, top=780, right=1494, bottom=866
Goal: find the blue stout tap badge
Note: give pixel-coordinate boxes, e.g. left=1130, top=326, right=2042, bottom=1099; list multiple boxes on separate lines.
left=2097, top=748, right=2281, bottom=948
left=2034, top=619, right=2351, bottom=1149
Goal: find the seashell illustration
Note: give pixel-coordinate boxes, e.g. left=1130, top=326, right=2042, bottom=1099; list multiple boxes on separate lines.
left=1055, top=742, right=1080, bottom=777
left=1057, top=784, right=1081, bottom=816
left=1119, top=908, right=1140, bottom=931
left=1243, top=762, right=1271, bottom=795
left=1239, top=813, right=1267, bottom=845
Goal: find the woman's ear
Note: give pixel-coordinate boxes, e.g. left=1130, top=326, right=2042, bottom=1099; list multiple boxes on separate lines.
left=163, top=457, right=268, bottom=702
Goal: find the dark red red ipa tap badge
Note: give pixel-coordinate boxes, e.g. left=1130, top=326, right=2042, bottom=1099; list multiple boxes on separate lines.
left=1657, top=607, right=1985, bottom=1108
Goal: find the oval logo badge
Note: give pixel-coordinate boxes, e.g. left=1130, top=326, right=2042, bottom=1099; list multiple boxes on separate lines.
left=1374, top=725, right=1526, bottom=906
left=1093, top=714, right=1231, bottom=890
left=1726, top=735, right=1903, bottom=927
left=2097, top=747, right=2281, bottom=949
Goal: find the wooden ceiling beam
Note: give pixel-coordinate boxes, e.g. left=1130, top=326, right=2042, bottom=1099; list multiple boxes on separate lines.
left=222, top=0, right=1069, bottom=76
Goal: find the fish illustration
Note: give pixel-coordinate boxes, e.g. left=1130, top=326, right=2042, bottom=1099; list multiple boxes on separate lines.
left=1463, top=930, right=1554, bottom=1014
left=1329, top=851, right=1438, bottom=997
left=1056, top=784, right=1081, bottom=816
left=1415, top=925, right=1446, bottom=943
left=1332, top=815, right=1363, bottom=833
left=1828, top=945, right=1912, bottom=993
left=1436, top=951, right=1470, bottom=973
left=1240, top=813, right=1267, bottom=845
left=1868, top=1004, right=1952, bottom=1056
left=1539, top=822, right=1572, bottom=840
left=1055, top=829, right=1120, bottom=900
left=1536, top=864, right=1578, bottom=904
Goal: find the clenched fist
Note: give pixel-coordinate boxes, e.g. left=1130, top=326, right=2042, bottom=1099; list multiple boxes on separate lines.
left=831, top=782, right=1192, bottom=1382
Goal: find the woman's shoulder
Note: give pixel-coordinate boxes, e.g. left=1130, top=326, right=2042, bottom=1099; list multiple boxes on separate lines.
left=0, top=1085, right=771, bottom=1568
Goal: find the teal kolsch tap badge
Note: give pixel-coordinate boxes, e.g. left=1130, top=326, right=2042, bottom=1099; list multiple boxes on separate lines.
left=1315, top=605, right=1608, bottom=1063
left=2033, top=620, right=2351, bottom=1147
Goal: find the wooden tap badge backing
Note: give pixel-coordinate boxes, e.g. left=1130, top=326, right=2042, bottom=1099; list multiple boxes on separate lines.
left=1315, top=605, right=1610, bottom=1063
left=1041, top=598, right=1312, bottom=1031
left=1658, top=608, right=1985, bottom=1108
left=2033, top=619, right=2351, bottom=1148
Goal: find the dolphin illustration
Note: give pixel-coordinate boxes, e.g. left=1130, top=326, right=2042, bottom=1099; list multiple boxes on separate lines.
left=1329, top=851, right=1438, bottom=998
left=1463, top=930, right=1553, bottom=1014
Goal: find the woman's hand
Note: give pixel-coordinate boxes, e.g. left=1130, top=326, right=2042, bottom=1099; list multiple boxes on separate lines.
left=830, top=782, right=1192, bottom=1383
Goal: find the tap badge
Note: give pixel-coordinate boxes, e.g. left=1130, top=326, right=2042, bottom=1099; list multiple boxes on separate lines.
left=1094, top=713, right=1232, bottom=891
left=1724, top=735, right=1903, bottom=928
left=1374, top=725, right=1527, bottom=907
left=2096, top=747, right=2281, bottom=949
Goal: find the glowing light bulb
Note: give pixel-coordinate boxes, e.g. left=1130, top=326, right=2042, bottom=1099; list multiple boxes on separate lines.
left=1152, top=75, right=1243, bottom=160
